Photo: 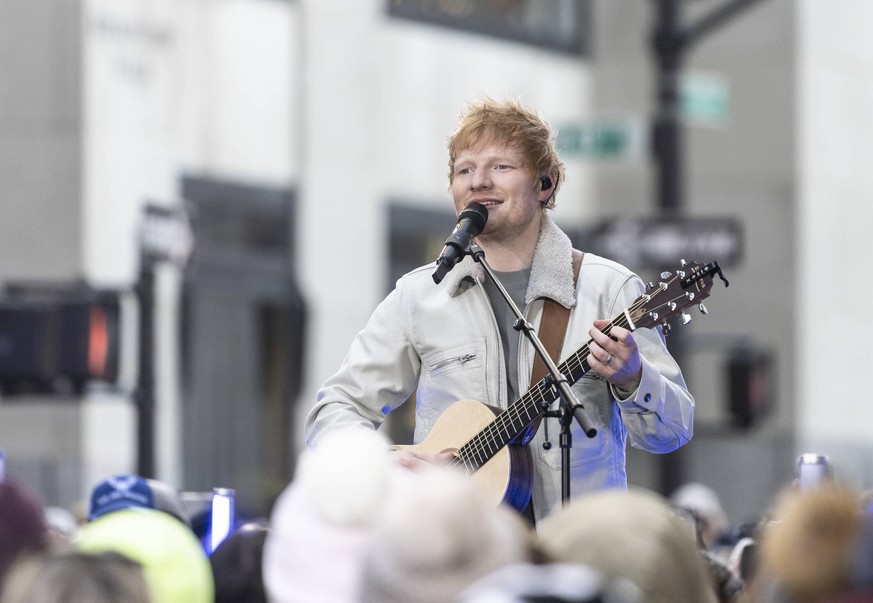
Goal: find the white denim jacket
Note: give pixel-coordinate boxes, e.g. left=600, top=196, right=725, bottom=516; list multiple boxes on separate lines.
left=305, top=215, right=694, bottom=525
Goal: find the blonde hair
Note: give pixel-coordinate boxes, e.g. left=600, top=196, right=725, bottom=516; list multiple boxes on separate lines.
left=447, top=97, right=565, bottom=208
left=0, top=552, right=151, bottom=603
left=758, top=485, right=864, bottom=603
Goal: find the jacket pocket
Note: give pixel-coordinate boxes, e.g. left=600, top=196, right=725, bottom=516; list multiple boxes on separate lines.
left=418, top=339, right=490, bottom=425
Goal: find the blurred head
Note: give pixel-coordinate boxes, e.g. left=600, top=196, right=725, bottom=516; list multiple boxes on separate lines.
left=358, top=464, right=532, bottom=603
left=262, top=428, right=394, bottom=603
left=538, top=487, right=719, bottom=603
left=0, top=481, right=49, bottom=589
left=88, top=474, right=189, bottom=526
left=448, top=97, right=565, bottom=209
left=0, top=551, right=150, bottom=603
left=671, top=482, right=730, bottom=549
left=77, top=508, right=213, bottom=603
left=757, top=484, right=868, bottom=603
left=458, top=562, right=644, bottom=603
left=209, top=522, right=269, bottom=603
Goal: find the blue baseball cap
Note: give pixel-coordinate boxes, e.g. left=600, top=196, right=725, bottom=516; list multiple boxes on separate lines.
left=89, top=474, right=156, bottom=521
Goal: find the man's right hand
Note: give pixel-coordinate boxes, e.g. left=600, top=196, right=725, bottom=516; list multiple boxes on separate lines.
left=390, top=449, right=455, bottom=471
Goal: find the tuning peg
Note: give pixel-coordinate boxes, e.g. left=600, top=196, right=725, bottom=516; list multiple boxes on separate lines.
left=680, top=312, right=692, bottom=325
left=661, top=322, right=672, bottom=336
left=680, top=258, right=687, bottom=266
left=698, top=303, right=708, bottom=315
left=660, top=271, right=672, bottom=279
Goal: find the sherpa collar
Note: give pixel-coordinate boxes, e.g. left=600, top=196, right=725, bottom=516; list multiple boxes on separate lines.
left=443, top=213, right=578, bottom=309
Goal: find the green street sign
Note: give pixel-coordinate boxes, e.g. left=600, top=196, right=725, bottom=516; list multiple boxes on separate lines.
left=681, top=72, right=730, bottom=126
left=557, top=116, right=645, bottom=161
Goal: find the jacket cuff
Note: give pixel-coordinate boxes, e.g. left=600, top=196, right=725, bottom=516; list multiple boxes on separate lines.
left=612, top=355, right=660, bottom=413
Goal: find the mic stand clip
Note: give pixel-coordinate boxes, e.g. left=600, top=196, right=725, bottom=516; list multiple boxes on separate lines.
left=470, top=245, right=597, bottom=506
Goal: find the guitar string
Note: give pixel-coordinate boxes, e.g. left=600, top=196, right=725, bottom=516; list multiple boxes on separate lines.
left=454, top=268, right=708, bottom=472
left=454, top=290, right=677, bottom=472
left=456, top=312, right=642, bottom=471
left=452, top=268, right=716, bottom=474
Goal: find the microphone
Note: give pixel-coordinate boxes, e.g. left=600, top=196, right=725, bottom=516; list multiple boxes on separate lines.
left=432, top=202, right=488, bottom=284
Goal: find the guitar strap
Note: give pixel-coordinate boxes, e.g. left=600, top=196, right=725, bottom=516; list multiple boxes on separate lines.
left=530, top=249, right=584, bottom=385
left=514, top=249, right=584, bottom=449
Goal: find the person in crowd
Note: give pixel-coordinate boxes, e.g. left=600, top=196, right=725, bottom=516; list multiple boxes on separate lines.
left=209, top=521, right=269, bottom=603
left=536, top=487, right=721, bottom=603
left=671, top=482, right=748, bottom=602
left=263, top=428, right=397, bottom=602
left=264, top=426, right=532, bottom=603
left=357, top=457, right=532, bottom=602
left=76, top=507, right=213, bottom=603
left=704, top=551, right=750, bottom=603
left=458, top=562, right=644, bottom=603
left=88, top=473, right=190, bottom=527
left=0, top=480, right=50, bottom=592
left=751, top=483, right=873, bottom=603
left=671, top=481, right=733, bottom=551
left=0, top=551, right=151, bottom=603
left=304, top=97, right=695, bottom=526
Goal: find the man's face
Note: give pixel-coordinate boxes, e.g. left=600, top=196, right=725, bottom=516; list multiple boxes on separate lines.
left=450, top=143, right=544, bottom=245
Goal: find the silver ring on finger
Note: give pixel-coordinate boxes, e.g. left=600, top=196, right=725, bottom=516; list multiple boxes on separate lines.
left=605, top=353, right=613, bottom=365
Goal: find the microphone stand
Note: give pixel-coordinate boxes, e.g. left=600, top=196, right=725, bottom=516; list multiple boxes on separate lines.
left=470, top=245, right=597, bottom=506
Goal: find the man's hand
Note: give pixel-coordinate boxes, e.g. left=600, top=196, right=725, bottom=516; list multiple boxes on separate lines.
left=391, top=449, right=455, bottom=471
left=589, top=319, right=642, bottom=391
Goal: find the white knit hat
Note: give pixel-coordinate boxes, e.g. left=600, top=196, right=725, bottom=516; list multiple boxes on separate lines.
left=262, top=428, right=393, bottom=603
left=358, top=464, right=531, bottom=603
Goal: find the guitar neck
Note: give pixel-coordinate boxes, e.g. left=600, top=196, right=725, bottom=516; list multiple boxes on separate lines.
left=447, top=259, right=724, bottom=476
left=453, top=311, right=634, bottom=473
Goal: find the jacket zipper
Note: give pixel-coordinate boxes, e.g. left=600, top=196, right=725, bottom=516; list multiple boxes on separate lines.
left=430, top=353, right=476, bottom=372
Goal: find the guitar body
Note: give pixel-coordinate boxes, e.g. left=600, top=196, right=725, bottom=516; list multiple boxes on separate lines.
left=396, top=399, right=534, bottom=513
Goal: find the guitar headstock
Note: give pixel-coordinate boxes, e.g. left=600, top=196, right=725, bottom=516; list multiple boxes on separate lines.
left=629, top=260, right=729, bottom=334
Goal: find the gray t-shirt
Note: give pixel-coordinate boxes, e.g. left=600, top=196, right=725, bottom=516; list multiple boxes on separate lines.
left=482, top=267, right=531, bottom=405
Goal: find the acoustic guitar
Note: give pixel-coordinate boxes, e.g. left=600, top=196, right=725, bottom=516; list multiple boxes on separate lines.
left=396, top=260, right=728, bottom=511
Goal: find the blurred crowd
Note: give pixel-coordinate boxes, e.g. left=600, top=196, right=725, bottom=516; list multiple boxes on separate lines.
left=1, top=430, right=872, bottom=603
